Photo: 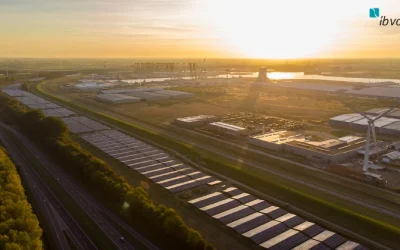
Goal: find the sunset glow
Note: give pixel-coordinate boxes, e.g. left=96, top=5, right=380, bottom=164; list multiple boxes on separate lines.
left=0, top=0, right=400, bottom=58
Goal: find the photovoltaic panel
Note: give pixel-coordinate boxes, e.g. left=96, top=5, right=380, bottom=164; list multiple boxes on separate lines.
left=294, top=222, right=326, bottom=238
left=275, top=213, right=305, bottom=228
left=292, top=239, right=330, bottom=250
left=222, top=187, right=243, bottom=197
left=260, top=206, right=288, bottom=219
left=336, top=241, right=366, bottom=250
left=218, top=206, right=256, bottom=225
left=234, top=194, right=258, bottom=204
left=259, top=229, right=309, bottom=250
left=204, top=200, right=241, bottom=216
left=314, top=231, right=347, bottom=249
left=231, top=214, right=272, bottom=234
left=150, top=168, right=193, bottom=182
left=189, top=193, right=228, bottom=208
left=245, top=199, right=271, bottom=211
left=244, top=221, right=289, bottom=244
left=166, top=178, right=206, bottom=193
left=157, top=176, right=191, bottom=187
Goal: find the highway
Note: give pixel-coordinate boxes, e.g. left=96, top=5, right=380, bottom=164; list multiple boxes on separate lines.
left=0, top=122, right=158, bottom=250
left=0, top=128, right=97, bottom=250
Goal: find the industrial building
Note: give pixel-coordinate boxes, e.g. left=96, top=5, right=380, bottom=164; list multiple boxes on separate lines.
left=71, top=81, right=120, bottom=91
left=284, top=137, right=365, bottom=163
left=329, top=112, right=400, bottom=136
left=100, top=87, right=164, bottom=94
left=124, top=91, right=170, bottom=101
left=96, top=94, right=141, bottom=104
left=381, top=151, right=400, bottom=165
left=152, top=89, right=195, bottom=99
left=174, top=115, right=219, bottom=128
left=257, top=67, right=269, bottom=82
left=249, top=131, right=305, bottom=151
left=249, top=132, right=365, bottom=163
left=207, top=122, right=248, bottom=138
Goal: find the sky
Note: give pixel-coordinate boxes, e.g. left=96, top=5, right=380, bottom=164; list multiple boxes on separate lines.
left=1, top=0, right=400, bottom=59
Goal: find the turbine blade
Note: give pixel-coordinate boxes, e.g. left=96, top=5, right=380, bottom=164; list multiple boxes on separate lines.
left=373, top=102, right=400, bottom=121
left=342, top=102, right=371, bottom=120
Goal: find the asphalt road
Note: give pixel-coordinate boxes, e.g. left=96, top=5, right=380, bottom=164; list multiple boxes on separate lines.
left=1, top=123, right=158, bottom=250
left=0, top=128, right=97, bottom=250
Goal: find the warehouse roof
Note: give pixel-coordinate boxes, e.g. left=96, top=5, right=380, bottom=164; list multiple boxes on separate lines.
left=387, top=110, right=400, bottom=119
left=353, top=117, right=399, bottom=127
left=329, top=113, right=360, bottom=122
left=382, top=151, right=400, bottom=160
left=346, top=86, right=400, bottom=98
left=176, top=115, right=216, bottom=123
left=251, top=131, right=305, bottom=144
left=97, top=94, right=140, bottom=101
left=209, top=122, right=246, bottom=131
left=365, top=107, right=393, bottom=115
left=101, top=87, right=164, bottom=94
left=382, top=121, right=400, bottom=131
left=338, top=136, right=362, bottom=143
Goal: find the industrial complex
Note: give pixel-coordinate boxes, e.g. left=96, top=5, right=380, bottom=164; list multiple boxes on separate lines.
left=249, top=131, right=366, bottom=163
left=95, top=87, right=195, bottom=103
left=329, top=110, right=400, bottom=136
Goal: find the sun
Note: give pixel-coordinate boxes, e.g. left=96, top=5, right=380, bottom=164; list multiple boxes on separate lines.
left=202, top=0, right=339, bottom=59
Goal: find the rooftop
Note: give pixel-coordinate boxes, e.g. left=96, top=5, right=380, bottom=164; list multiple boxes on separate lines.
left=96, top=93, right=140, bottom=101
left=251, top=131, right=305, bottom=145
left=176, top=115, right=216, bottom=123
left=382, top=151, right=400, bottom=160
left=286, top=136, right=365, bottom=155
left=382, top=121, right=400, bottom=130
left=209, top=122, right=246, bottom=131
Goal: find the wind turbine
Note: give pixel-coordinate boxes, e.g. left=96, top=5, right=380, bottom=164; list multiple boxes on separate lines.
left=344, top=101, right=400, bottom=171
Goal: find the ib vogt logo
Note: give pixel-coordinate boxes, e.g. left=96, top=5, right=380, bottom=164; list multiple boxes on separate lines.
left=370, top=8, right=400, bottom=26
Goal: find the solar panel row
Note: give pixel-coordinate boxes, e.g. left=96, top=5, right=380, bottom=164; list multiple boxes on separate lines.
left=62, top=116, right=109, bottom=133
left=81, top=129, right=220, bottom=193
left=189, top=187, right=366, bottom=250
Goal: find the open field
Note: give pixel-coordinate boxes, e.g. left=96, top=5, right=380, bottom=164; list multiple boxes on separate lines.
left=34, top=81, right=400, bottom=249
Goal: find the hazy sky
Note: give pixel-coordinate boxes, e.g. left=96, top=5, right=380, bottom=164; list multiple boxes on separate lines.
left=1, top=0, right=400, bottom=58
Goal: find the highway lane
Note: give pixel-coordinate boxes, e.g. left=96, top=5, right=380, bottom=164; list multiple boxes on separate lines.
left=0, top=128, right=97, bottom=250
left=1, top=123, right=156, bottom=250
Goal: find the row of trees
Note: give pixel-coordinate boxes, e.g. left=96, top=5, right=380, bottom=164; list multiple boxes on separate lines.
left=0, top=93, right=214, bottom=250
left=0, top=147, right=43, bottom=250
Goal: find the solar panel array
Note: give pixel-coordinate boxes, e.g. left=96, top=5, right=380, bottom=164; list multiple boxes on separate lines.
left=80, top=129, right=220, bottom=193
left=41, top=108, right=76, bottom=118
left=61, top=116, right=110, bottom=134
left=1, top=89, right=33, bottom=97
left=189, top=187, right=367, bottom=250
left=1, top=89, right=77, bottom=114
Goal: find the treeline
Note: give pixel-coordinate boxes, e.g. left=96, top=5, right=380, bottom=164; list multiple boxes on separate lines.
left=0, top=93, right=215, bottom=250
left=0, top=147, right=43, bottom=250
